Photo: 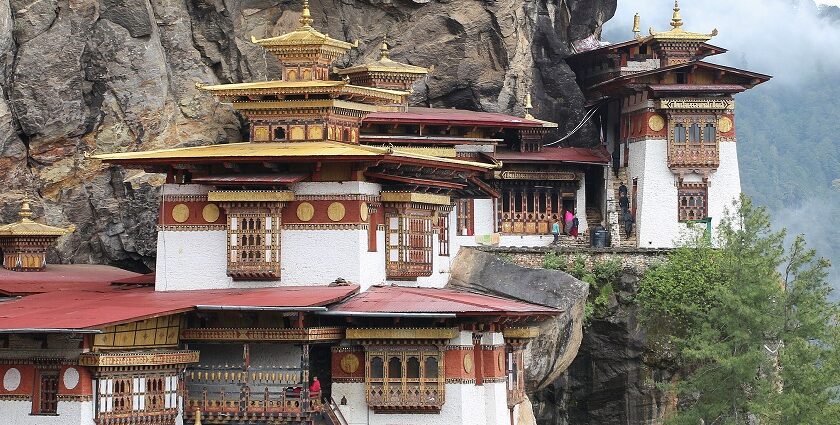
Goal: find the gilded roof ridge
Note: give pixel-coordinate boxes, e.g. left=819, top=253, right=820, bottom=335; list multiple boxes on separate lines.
left=0, top=198, right=75, bottom=237
left=646, top=0, right=718, bottom=42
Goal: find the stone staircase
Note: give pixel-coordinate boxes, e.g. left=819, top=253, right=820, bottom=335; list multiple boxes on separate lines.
left=612, top=168, right=637, bottom=248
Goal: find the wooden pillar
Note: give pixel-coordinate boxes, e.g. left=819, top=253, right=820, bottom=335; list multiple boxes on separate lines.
left=301, top=343, right=311, bottom=410
left=472, top=333, right=484, bottom=386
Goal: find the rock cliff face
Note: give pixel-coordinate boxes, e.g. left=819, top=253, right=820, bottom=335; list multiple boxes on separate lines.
left=0, top=0, right=616, bottom=270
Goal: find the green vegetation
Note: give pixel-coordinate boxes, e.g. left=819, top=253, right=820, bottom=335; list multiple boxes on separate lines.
left=543, top=253, right=622, bottom=320
left=637, top=195, right=840, bottom=424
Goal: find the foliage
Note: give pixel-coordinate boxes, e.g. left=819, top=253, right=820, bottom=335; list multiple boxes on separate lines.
left=637, top=195, right=840, bottom=424
left=543, top=253, right=623, bottom=320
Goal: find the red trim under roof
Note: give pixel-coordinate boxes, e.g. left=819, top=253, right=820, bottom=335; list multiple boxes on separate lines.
left=589, top=60, right=772, bottom=90
left=647, top=84, right=746, bottom=94
left=328, top=286, right=559, bottom=316
left=494, top=146, right=610, bottom=165
left=364, top=107, right=546, bottom=129
left=0, top=284, right=360, bottom=330
left=191, top=173, right=309, bottom=186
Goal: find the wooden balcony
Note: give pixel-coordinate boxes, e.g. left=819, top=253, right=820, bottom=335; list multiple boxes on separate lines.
left=366, top=381, right=444, bottom=412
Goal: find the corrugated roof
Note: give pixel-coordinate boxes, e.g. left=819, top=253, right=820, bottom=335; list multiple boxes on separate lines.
left=494, top=147, right=610, bottom=165
left=328, top=286, right=559, bottom=316
left=0, top=284, right=359, bottom=330
left=0, top=264, right=140, bottom=296
left=364, top=107, right=548, bottom=128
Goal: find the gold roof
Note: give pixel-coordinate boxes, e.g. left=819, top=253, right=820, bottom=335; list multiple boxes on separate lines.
left=337, top=38, right=428, bottom=76
left=370, top=146, right=457, bottom=158
left=251, top=0, right=353, bottom=52
left=0, top=199, right=74, bottom=237
left=198, top=80, right=408, bottom=104
left=94, top=141, right=497, bottom=170
left=646, top=1, right=718, bottom=42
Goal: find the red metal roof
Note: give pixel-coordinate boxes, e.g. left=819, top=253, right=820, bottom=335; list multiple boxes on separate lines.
left=329, top=286, right=559, bottom=316
left=648, top=84, right=745, bottom=94
left=0, top=284, right=359, bottom=331
left=494, top=146, right=610, bottom=165
left=0, top=265, right=140, bottom=296
left=111, top=273, right=156, bottom=286
left=364, top=107, right=546, bottom=129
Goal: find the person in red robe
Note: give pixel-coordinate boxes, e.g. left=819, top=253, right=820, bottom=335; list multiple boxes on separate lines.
left=309, top=376, right=321, bottom=394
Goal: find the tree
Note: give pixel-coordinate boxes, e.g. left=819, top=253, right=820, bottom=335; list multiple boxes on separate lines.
left=638, top=195, right=840, bottom=424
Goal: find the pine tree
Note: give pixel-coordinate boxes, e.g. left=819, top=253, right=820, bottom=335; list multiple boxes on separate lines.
left=638, top=195, right=840, bottom=424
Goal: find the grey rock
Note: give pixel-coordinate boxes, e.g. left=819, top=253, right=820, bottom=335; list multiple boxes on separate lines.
left=448, top=249, right=589, bottom=392
left=101, top=0, right=154, bottom=38
left=9, top=0, right=57, bottom=44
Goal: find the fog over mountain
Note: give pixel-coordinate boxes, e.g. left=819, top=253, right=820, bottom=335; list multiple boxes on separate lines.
left=603, top=0, right=840, bottom=295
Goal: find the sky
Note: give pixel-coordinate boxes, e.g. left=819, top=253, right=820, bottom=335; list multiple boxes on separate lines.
left=602, top=0, right=840, bottom=85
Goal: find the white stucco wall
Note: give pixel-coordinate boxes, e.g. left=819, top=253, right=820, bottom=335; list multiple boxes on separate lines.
left=627, top=139, right=682, bottom=248
left=0, top=400, right=95, bottom=425
left=708, top=141, right=742, bottom=235
left=331, top=382, right=489, bottom=425
left=575, top=173, right=589, bottom=233
left=289, top=181, right=381, bottom=196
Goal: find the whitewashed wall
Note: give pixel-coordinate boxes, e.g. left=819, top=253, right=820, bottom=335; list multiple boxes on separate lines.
left=0, top=400, right=95, bottom=425
left=627, top=139, right=683, bottom=248
left=708, top=141, right=742, bottom=235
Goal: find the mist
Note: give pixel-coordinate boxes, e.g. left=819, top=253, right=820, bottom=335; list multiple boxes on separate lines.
left=602, top=0, right=840, bottom=296
left=602, top=0, right=840, bottom=85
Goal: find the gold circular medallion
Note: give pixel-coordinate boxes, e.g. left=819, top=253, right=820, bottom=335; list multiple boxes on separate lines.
left=359, top=203, right=369, bottom=222
left=296, top=202, right=315, bottom=222
left=340, top=354, right=360, bottom=374
left=718, top=116, right=733, bottom=133
left=202, top=204, right=220, bottom=223
left=463, top=353, right=474, bottom=374
left=648, top=115, right=665, bottom=132
left=327, top=202, right=346, bottom=222
left=171, top=204, right=190, bottom=223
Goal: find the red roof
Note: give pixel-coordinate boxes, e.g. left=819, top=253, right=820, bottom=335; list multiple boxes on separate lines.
left=0, top=284, right=359, bottom=331
left=364, top=107, right=546, bottom=129
left=328, top=286, right=559, bottom=317
left=494, top=146, right=610, bottom=165
left=0, top=265, right=140, bottom=296
left=111, top=273, right=156, bottom=286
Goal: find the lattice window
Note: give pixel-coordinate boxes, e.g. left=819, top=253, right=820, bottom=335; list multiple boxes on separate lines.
left=35, top=371, right=59, bottom=415
left=678, top=184, right=708, bottom=222
left=227, top=211, right=282, bottom=279
left=98, top=377, right=133, bottom=413
left=498, top=185, right=575, bottom=235
left=365, top=350, right=444, bottom=411
left=97, top=373, right=179, bottom=421
left=506, top=348, right=526, bottom=407
left=688, top=123, right=701, bottom=144
left=668, top=117, right=720, bottom=169
left=437, top=213, right=450, bottom=257
left=674, top=123, right=687, bottom=144
left=385, top=210, right=434, bottom=279
left=455, top=199, right=474, bottom=236
left=703, top=123, right=716, bottom=143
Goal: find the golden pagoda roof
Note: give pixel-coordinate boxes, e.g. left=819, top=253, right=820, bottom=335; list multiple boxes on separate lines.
left=0, top=200, right=74, bottom=237
left=251, top=0, right=353, bottom=52
left=94, top=141, right=497, bottom=170
left=197, top=80, right=408, bottom=104
left=337, top=39, right=428, bottom=76
left=645, top=1, right=718, bottom=42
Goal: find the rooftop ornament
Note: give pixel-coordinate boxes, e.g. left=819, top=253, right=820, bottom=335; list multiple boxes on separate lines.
left=0, top=198, right=75, bottom=272
left=647, top=0, right=718, bottom=41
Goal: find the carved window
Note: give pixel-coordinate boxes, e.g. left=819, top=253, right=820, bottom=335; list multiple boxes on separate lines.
left=365, top=350, right=444, bottom=411
left=455, top=199, right=474, bottom=236
left=506, top=348, right=526, bottom=407
left=688, top=123, right=701, bottom=144
left=437, top=212, right=450, bottom=257
left=703, top=123, right=716, bottom=143
left=35, top=371, right=59, bottom=415
left=273, top=127, right=286, bottom=141
left=385, top=210, right=434, bottom=279
left=678, top=184, right=708, bottom=222
left=498, top=184, right=576, bottom=235
left=96, top=374, right=179, bottom=422
left=673, top=123, right=687, bottom=144
left=227, top=210, right=282, bottom=279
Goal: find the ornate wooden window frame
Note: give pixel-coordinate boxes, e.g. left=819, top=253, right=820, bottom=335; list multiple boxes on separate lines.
left=667, top=113, right=720, bottom=170
left=365, top=348, right=444, bottom=412
left=224, top=203, right=284, bottom=280
left=678, top=182, right=709, bottom=222
left=455, top=199, right=474, bottom=236
left=437, top=212, right=450, bottom=257
left=94, top=371, right=181, bottom=425
left=385, top=208, right=435, bottom=280
left=33, top=369, right=59, bottom=415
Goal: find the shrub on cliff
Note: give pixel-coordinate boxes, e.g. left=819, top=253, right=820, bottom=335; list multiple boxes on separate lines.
left=638, top=195, right=840, bottom=424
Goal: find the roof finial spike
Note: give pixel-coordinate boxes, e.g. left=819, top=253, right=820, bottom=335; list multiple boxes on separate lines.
left=299, top=0, right=314, bottom=28
left=633, top=13, right=641, bottom=38
left=524, top=93, right=534, bottom=119
left=379, top=35, right=390, bottom=61
left=19, top=198, right=33, bottom=221
left=671, top=0, right=683, bottom=30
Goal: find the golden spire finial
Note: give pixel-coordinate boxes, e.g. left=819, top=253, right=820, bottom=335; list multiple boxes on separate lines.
left=633, top=13, right=641, bottom=38
left=194, top=408, right=202, bottom=425
left=18, top=198, right=33, bottom=221
left=524, top=93, right=534, bottom=119
left=299, top=0, right=314, bottom=28
left=670, top=0, right=683, bottom=30
left=379, top=36, right=391, bottom=61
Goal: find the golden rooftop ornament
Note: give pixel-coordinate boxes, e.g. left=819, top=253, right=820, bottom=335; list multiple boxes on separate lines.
left=647, top=0, right=718, bottom=41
